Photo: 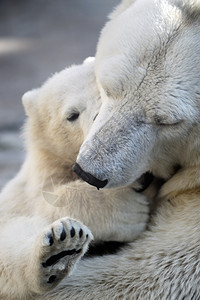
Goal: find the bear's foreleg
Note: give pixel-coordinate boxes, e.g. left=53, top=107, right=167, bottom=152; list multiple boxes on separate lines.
left=0, top=216, right=92, bottom=300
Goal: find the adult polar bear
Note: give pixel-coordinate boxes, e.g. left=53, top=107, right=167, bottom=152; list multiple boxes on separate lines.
left=40, top=0, right=200, bottom=299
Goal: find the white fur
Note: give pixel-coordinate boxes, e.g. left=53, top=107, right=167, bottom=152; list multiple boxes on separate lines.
left=0, top=58, right=149, bottom=299
left=38, top=168, right=200, bottom=299
left=77, top=0, right=200, bottom=187
left=60, top=0, right=200, bottom=299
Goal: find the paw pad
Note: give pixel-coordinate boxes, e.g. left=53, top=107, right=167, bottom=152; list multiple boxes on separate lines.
left=37, top=217, right=93, bottom=290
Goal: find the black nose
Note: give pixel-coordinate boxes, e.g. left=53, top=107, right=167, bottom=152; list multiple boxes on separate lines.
left=72, top=163, right=108, bottom=190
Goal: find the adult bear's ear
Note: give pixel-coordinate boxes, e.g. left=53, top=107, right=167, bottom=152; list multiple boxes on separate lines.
left=22, top=88, right=40, bottom=116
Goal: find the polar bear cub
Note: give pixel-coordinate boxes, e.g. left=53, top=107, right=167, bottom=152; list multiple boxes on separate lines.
left=0, top=58, right=149, bottom=299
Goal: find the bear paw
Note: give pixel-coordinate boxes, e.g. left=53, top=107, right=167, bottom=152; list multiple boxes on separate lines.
left=33, top=218, right=93, bottom=292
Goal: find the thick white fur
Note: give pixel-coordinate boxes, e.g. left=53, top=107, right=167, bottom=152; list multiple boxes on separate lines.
left=77, top=0, right=200, bottom=187
left=0, top=59, right=150, bottom=299
left=38, top=168, right=200, bottom=299
left=57, top=0, right=200, bottom=299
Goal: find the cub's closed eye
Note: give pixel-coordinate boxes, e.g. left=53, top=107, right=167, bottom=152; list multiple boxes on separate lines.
left=67, top=112, right=80, bottom=122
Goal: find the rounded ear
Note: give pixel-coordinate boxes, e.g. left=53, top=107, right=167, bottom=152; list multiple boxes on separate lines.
left=108, top=0, right=135, bottom=20
left=83, top=56, right=95, bottom=65
left=22, top=88, right=40, bottom=116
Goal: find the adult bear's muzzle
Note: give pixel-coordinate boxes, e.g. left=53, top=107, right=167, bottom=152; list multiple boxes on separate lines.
left=73, top=163, right=108, bottom=190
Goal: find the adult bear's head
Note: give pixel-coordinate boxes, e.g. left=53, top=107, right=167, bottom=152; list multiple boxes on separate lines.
left=74, top=0, right=200, bottom=188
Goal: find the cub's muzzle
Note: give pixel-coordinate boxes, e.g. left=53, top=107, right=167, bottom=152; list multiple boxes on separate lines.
left=73, top=163, right=108, bottom=190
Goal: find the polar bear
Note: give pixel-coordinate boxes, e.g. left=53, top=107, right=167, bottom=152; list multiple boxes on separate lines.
left=55, top=0, right=200, bottom=299
left=0, top=58, right=150, bottom=299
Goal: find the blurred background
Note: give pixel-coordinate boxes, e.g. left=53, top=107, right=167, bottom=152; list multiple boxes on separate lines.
left=0, top=0, right=118, bottom=189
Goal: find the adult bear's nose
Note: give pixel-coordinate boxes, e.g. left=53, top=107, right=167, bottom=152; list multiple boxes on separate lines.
left=72, top=163, right=108, bottom=190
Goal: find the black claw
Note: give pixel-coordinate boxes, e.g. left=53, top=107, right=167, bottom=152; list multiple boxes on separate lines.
left=47, top=275, right=57, bottom=283
left=48, top=233, right=54, bottom=246
left=86, top=234, right=88, bottom=239
left=70, top=227, right=75, bottom=238
left=60, top=228, right=66, bottom=241
left=42, top=262, right=47, bottom=268
left=79, top=228, right=83, bottom=238
left=134, top=172, right=154, bottom=193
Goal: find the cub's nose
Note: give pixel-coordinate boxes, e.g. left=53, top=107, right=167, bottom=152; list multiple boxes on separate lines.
left=72, top=163, right=108, bottom=190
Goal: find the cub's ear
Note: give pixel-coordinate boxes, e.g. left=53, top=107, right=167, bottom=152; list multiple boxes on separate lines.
left=22, top=88, right=40, bottom=116
left=108, top=0, right=135, bottom=20
left=83, top=56, right=95, bottom=65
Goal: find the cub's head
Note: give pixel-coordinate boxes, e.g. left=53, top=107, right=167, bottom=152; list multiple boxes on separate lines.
left=22, top=58, right=100, bottom=164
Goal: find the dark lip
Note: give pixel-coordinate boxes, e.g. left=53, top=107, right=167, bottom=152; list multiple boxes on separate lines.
left=72, top=163, right=108, bottom=190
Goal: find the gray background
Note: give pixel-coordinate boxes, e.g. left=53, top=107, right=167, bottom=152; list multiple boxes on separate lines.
left=0, top=0, right=118, bottom=189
